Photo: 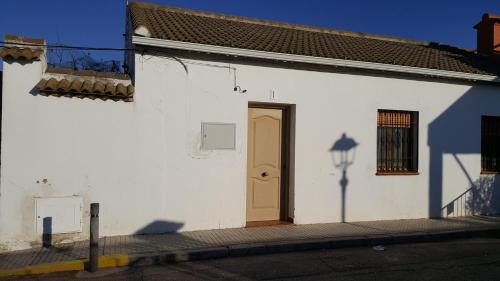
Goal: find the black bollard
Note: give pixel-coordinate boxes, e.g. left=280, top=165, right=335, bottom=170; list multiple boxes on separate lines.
left=42, top=217, right=52, bottom=248
left=89, top=203, right=99, bottom=272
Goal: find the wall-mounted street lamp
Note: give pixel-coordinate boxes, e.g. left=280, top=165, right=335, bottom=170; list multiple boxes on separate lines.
left=330, top=133, right=358, bottom=223
left=234, top=85, right=247, bottom=93
left=232, top=66, right=247, bottom=94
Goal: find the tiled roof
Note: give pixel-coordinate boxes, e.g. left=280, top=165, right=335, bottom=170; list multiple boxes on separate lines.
left=36, top=68, right=134, bottom=102
left=0, top=35, right=45, bottom=61
left=128, top=2, right=500, bottom=76
left=0, top=47, right=43, bottom=61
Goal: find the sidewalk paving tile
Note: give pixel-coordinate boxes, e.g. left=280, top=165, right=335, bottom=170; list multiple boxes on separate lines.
left=1, top=216, right=499, bottom=270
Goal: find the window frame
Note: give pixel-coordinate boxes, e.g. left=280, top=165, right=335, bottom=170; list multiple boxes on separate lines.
left=481, top=115, right=500, bottom=174
left=376, top=109, right=419, bottom=176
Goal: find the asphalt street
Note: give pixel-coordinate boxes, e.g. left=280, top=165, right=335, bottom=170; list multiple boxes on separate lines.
left=6, top=237, right=500, bottom=281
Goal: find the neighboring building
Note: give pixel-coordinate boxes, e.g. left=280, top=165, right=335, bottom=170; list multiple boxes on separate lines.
left=0, top=2, right=499, bottom=250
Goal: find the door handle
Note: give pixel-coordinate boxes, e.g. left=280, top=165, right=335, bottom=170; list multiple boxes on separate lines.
left=261, top=172, right=268, bottom=178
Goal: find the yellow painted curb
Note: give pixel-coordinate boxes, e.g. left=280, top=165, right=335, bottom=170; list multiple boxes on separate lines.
left=0, top=254, right=129, bottom=278
left=98, top=254, right=129, bottom=268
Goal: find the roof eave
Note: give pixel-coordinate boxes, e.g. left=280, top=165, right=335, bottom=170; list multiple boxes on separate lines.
left=132, top=36, right=500, bottom=84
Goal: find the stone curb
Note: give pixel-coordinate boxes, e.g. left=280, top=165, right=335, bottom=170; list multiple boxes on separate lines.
left=126, top=227, right=500, bottom=265
left=1, top=227, right=499, bottom=279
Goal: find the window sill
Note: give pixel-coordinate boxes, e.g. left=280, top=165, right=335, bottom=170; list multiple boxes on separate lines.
left=480, top=171, right=500, bottom=175
left=376, top=171, right=419, bottom=176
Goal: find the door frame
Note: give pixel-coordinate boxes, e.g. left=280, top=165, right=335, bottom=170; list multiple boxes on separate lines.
left=247, top=102, right=294, bottom=224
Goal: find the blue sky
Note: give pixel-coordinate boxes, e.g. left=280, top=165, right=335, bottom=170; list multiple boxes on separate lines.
left=1, top=0, right=499, bottom=70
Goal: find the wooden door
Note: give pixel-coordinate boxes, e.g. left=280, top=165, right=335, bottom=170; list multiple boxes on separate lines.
left=246, top=108, right=282, bottom=222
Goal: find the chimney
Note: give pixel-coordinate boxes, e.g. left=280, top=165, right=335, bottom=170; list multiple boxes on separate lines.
left=474, top=14, right=500, bottom=57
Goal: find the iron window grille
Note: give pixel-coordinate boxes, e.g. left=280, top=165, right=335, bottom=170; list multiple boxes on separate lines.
left=481, top=116, right=500, bottom=173
left=377, top=110, right=418, bottom=174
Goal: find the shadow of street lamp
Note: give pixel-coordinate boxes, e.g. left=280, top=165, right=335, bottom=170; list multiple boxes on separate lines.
left=330, top=133, right=358, bottom=223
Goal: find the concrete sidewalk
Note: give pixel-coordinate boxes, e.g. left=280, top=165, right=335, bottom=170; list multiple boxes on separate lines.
left=1, top=216, right=500, bottom=277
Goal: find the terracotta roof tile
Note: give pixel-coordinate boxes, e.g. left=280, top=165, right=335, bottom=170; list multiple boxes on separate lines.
left=4, top=35, right=45, bottom=45
left=36, top=68, right=134, bottom=102
left=0, top=47, right=43, bottom=61
left=128, top=2, right=500, bottom=76
left=0, top=35, right=44, bottom=61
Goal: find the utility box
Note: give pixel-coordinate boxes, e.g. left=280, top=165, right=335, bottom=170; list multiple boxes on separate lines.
left=35, top=196, right=83, bottom=234
left=201, top=122, right=236, bottom=150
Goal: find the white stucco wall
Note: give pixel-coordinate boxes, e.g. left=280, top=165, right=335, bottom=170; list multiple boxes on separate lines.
left=1, top=50, right=499, bottom=250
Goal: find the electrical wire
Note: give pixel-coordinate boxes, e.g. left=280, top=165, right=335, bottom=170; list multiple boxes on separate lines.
left=0, top=41, right=135, bottom=51
left=0, top=40, right=249, bottom=93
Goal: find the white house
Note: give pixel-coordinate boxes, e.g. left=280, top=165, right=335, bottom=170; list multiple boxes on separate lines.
left=1, top=2, right=500, bottom=250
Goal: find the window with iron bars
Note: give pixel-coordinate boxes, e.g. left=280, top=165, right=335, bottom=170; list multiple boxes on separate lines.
left=481, top=116, right=500, bottom=173
left=377, top=110, right=418, bottom=174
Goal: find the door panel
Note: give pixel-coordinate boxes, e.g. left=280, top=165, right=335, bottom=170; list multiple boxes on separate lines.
left=252, top=178, right=280, bottom=208
left=247, top=108, right=282, bottom=222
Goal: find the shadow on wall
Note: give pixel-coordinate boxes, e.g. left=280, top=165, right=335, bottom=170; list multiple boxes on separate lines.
left=330, top=133, right=358, bottom=223
left=443, top=175, right=500, bottom=217
left=134, top=220, right=184, bottom=234
left=467, top=176, right=500, bottom=215
left=429, top=83, right=500, bottom=218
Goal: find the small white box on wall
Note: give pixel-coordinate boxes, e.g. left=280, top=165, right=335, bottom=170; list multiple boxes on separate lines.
left=201, top=122, right=236, bottom=150
left=35, top=196, right=83, bottom=234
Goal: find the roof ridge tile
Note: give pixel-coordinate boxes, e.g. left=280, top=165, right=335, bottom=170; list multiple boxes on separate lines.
left=129, top=1, right=429, bottom=46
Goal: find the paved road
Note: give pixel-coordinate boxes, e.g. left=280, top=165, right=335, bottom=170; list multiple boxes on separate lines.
left=7, top=238, right=500, bottom=280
